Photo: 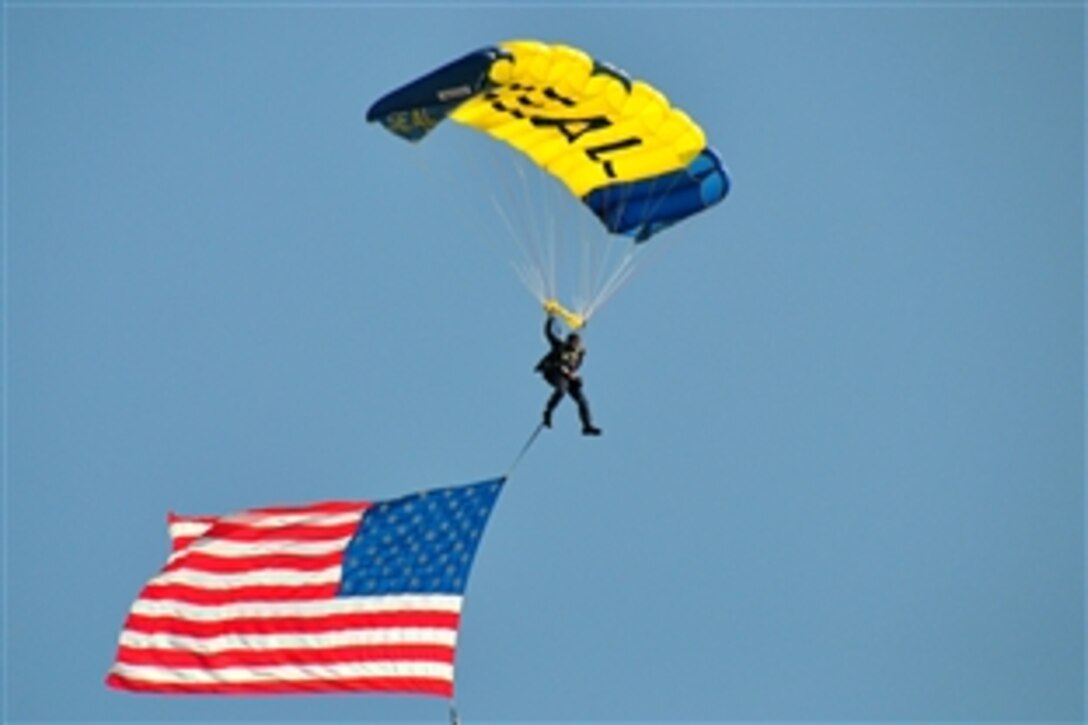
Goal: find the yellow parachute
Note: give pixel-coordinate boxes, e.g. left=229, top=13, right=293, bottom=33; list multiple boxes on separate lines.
left=368, top=40, right=729, bottom=328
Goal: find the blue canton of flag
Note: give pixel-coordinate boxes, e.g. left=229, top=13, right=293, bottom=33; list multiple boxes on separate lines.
left=339, top=478, right=505, bottom=596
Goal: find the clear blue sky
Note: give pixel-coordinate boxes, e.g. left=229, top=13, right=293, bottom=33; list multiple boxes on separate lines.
left=4, top=2, right=1084, bottom=723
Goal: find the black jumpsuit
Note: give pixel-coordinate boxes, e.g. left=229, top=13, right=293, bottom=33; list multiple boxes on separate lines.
left=536, top=317, right=599, bottom=433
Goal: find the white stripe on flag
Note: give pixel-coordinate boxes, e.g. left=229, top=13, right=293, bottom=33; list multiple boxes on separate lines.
left=168, top=521, right=213, bottom=540
left=149, top=566, right=343, bottom=589
left=130, top=594, right=462, bottom=621
left=109, top=660, right=454, bottom=685
left=178, top=538, right=354, bottom=558
left=169, top=511, right=363, bottom=542
left=119, top=628, right=458, bottom=653
left=218, top=511, right=364, bottom=528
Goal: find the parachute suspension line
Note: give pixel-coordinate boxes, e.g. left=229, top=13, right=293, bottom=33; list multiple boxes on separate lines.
left=512, top=160, right=544, bottom=272
left=586, top=190, right=614, bottom=316
left=488, top=154, right=539, bottom=287
left=533, top=167, right=557, bottom=305
left=506, top=422, right=545, bottom=478
left=581, top=224, right=617, bottom=318
left=584, top=159, right=698, bottom=319
left=407, top=141, right=549, bottom=310
left=408, top=129, right=553, bottom=311
left=581, top=249, right=635, bottom=321
left=570, top=173, right=633, bottom=323
left=545, top=200, right=558, bottom=303
left=546, top=165, right=567, bottom=305
left=496, top=148, right=563, bottom=307
left=592, top=221, right=688, bottom=320
left=637, top=162, right=689, bottom=236
left=486, top=149, right=561, bottom=308
left=585, top=177, right=640, bottom=317
left=544, top=171, right=561, bottom=302
left=584, top=245, right=641, bottom=321
left=512, top=150, right=552, bottom=303
left=576, top=173, right=642, bottom=322
left=576, top=218, right=592, bottom=316
left=492, top=196, right=546, bottom=302
left=573, top=192, right=593, bottom=316
left=578, top=189, right=610, bottom=314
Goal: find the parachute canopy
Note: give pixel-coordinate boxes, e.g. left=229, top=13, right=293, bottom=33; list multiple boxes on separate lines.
left=367, top=40, right=729, bottom=243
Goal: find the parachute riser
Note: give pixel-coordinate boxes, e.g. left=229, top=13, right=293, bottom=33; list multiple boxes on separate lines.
left=542, top=298, right=586, bottom=331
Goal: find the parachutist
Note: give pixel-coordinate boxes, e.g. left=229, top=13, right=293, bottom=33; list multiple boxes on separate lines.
left=535, top=315, right=602, bottom=436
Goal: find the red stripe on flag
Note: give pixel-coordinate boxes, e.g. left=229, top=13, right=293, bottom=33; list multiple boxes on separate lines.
left=169, top=502, right=367, bottom=522
left=164, top=551, right=346, bottom=574
left=106, top=673, right=453, bottom=697
left=189, top=521, right=362, bottom=543
left=171, top=524, right=361, bottom=553
left=139, top=583, right=342, bottom=604
left=241, top=501, right=370, bottom=516
left=114, top=643, right=457, bottom=669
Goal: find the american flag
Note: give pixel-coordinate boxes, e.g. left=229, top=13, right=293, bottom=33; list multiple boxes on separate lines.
left=106, top=477, right=505, bottom=696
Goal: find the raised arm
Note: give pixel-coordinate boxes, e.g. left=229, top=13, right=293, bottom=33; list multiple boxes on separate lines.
left=544, top=315, right=562, bottom=347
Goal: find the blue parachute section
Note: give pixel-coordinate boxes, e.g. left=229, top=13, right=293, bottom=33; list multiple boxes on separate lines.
left=366, top=47, right=507, bottom=142
left=584, top=148, right=730, bottom=242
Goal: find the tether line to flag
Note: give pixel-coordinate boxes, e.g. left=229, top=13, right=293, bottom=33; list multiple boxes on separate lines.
left=506, top=421, right=545, bottom=478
